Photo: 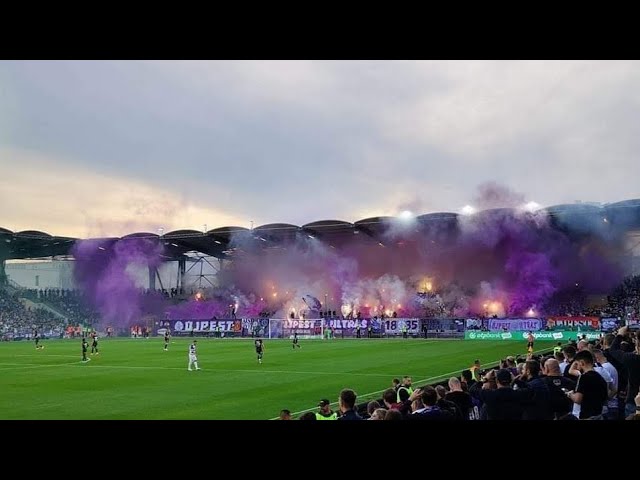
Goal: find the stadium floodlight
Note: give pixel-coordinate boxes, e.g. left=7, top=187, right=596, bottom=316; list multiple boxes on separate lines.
left=461, top=205, right=476, bottom=215
left=399, top=210, right=413, bottom=220
left=523, top=201, right=541, bottom=213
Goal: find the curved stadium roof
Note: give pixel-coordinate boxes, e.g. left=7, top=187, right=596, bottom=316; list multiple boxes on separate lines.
left=1, top=199, right=639, bottom=261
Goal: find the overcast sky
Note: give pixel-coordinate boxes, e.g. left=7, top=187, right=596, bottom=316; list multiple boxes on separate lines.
left=1, top=60, right=639, bottom=238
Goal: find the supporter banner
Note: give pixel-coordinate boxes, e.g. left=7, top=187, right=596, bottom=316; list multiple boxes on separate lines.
left=545, top=316, right=600, bottom=330
left=465, top=330, right=602, bottom=341
left=487, top=318, right=543, bottom=331
left=426, top=318, right=465, bottom=332
left=155, top=319, right=242, bottom=335
left=600, top=317, right=621, bottom=331
left=324, top=318, right=383, bottom=336
left=382, top=319, right=421, bottom=334
left=243, top=319, right=270, bottom=337
left=465, top=318, right=483, bottom=329
left=282, top=318, right=322, bottom=337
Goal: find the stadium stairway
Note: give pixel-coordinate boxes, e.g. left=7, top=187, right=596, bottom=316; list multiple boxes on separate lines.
left=19, top=297, right=68, bottom=321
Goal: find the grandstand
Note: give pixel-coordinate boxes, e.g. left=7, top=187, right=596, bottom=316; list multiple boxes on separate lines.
left=1, top=199, right=640, bottom=420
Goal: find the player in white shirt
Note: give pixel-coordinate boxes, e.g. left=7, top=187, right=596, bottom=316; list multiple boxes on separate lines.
left=188, top=340, right=201, bottom=371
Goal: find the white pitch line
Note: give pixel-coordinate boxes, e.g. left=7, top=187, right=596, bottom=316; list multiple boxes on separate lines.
left=0, top=361, right=80, bottom=372
left=0, top=362, right=395, bottom=377
left=269, top=346, right=552, bottom=419
left=12, top=354, right=80, bottom=358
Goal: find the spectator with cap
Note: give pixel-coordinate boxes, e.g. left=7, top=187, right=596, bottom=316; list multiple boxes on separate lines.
left=315, top=399, right=338, bottom=420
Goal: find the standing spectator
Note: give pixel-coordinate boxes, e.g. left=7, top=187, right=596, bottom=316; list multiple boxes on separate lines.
left=315, top=399, right=338, bottom=420
left=410, top=386, right=454, bottom=420
left=479, top=369, right=531, bottom=420
left=542, top=358, right=576, bottom=419
left=561, top=345, right=579, bottom=382
left=602, top=333, right=628, bottom=419
left=396, top=376, right=414, bottom=403
left=382, top=388, right=404, bottom=412
left=435, top=385, right=461, bottom=419
left=593, top=349, right=619, bottom=419
left=567, top=350, right=608, bottom=419
left=446, top=377, right=476, bottom=420
left=469, top=360, right=482, bottom=382
left=516, top=360, right=553, bottom=420
left=608, top=326, right=640, bottom=418
left=337, top=389, right=362, bottom=420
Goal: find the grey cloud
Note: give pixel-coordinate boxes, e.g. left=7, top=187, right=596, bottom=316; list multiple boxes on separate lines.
left=1, top=60, right=639, bottom=231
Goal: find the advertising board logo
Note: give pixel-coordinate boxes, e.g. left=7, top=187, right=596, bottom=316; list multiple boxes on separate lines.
left=552, top=332, right=564, bottom=340
left=174, top=321, right=184, bottom=331
left=468, top=332, right=476, bottom=339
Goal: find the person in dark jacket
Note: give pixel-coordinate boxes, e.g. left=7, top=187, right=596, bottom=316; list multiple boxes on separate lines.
left=337, top=388, right=363, bottom=420
left=608, top=326, right=640, bottom=418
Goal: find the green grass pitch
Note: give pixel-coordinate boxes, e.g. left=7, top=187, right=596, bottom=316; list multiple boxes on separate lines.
left=0, top=337, right=556, bottom=419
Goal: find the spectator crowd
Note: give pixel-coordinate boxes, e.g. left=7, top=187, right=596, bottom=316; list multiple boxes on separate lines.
left=279, top=327, right=640, bottom=420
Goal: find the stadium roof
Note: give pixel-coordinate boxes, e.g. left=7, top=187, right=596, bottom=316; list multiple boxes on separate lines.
left=1, top=198, right=640, bottom=261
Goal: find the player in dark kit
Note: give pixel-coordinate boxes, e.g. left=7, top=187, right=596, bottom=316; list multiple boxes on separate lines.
left=292, top=331, right=301, bottom=349
left=255, top=338, right=265, bottom=364
left=34, top=330, right=44, bottom=350
left=90, top=331, right=99, bottom=355
left=81, top=338, right=90, bottom=362
left=164, top=330, right=171, bottom=351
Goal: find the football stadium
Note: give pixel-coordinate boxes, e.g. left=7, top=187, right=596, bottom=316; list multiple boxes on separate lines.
left=1, top=199, right=640, bottom=420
